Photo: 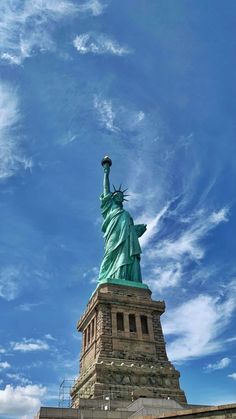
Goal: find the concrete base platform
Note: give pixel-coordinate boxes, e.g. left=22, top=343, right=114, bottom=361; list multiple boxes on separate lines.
left=35, top=398, right=236, bottom=419
left=35, top=397, right=191, bottom=419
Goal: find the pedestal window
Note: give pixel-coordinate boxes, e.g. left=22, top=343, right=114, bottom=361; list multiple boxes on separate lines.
left=129, top=314, right=137, bottom=332
left=140, top=315, right=149, bottom=334
left=117, top=312, right=124, bottom=331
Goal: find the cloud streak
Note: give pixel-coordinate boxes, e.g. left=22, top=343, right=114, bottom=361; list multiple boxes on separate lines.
left=94, top=96, right=120, bottom=133
left=0, top=83, right=32, bottom=180
left=0, top=266, right=22, bottom=301
left=77, top=0, right=106, bottom=16
left=18, top=302, right=42, bottom=312
left=138, top=203, right=170, bottom=248
left=93, top=95, right=144, bottom=135
left=150, top=208, right=229, bottom=263
left=73, top=32, right=132, bottom=56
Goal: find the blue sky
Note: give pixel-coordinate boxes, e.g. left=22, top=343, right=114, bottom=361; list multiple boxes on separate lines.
left=0, top=0, right=236, bottom=417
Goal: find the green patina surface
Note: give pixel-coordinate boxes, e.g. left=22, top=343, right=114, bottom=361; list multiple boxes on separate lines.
left=97, top=277, right=149, bottom=289
left=97, top=156, right=148, bottom=290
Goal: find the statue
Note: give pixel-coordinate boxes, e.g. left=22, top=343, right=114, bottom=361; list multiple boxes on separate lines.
left=98, top=156, right=147, bottom=285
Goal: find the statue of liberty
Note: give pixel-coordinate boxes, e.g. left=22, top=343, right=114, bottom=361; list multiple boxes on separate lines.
left=99, top=156, right=147, bottom=285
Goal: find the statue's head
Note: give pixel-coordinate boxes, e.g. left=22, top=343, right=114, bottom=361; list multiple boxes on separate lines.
left=112, top=185, right=129, bottom=205
left=113, top=191, right=124, bottom=204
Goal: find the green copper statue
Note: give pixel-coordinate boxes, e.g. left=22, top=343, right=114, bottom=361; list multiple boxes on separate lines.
left=98, top=156, right=147, bottom=286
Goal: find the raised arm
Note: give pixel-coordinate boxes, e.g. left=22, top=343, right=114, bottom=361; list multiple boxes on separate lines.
left=103, top=163, right=110, bottom=196
left=101, top=156, right=112, bottom=196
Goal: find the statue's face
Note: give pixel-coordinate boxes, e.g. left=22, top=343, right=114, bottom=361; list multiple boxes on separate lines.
left=113, top=192, right=124, bottom=204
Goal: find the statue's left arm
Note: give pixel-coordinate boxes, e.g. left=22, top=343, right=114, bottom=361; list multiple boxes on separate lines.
left=134, top=224, right=147, bottom=238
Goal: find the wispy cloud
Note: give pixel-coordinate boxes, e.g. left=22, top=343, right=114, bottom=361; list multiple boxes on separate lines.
left=94, top=96, right=120, bottom=133
left=163, top=293, right=236, bottom=362
left=82, top=266, right=99, bottom=284
left=228, top=373, right=236, bottom=380
left=144, top=207, right=229, bottom=292
left=150, top=208, right=229, bottom=263
left=0, top=0, right=103, bottom=65
left=0, top=361, right=10, bottom=370
left=0, top=83, right=32, bottom=180
left=44, top=333, right=56, bottom=341
left=17, top=302, right=42, bottom=312
left=73, top=32, right=132, bottom=56
left=148, top=263, right=183, bottom=293
left=138, top=203, right=170, bottom=248
left=0, top=384, right=46, bottom=418
left=6, top=373, right=32, bottom=385
left=205, top=357, right=231, bottom=371
left=77, top=0, right=106, bottom=16
left=11, top=338, right=49, bottom=352
left=93, top=95, right=144, bottom=134
left=226, top=336, right=236, bottom=343
left=0, top=266, right=22, bottom=301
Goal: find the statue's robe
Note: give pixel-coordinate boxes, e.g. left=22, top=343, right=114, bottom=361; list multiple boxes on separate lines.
left=99, top=193, right=142, bottom=282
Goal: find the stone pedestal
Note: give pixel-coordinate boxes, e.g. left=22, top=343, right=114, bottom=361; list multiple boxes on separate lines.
left=71, top=283, right=187, bottom=406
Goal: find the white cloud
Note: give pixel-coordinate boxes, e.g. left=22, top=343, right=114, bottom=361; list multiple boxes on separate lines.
left=0, top=0, right=86, bottom=65
left=0, top=384, right=46, bottom=418
left=0, top=266, right=22, bottom=301
left=73, top=32, right=131, bottom=56
left=228, top=373, right=236, bottom=380
left=11, top=339, right=49, bottom=352
left=6, top=373, right=32, bottom=385
left=206, top=357, right=231, bottom=371
left=210, top=208, right=229, bottom=224
left=151, top=207, right=228, bottom=263
left=163, top=294, right=236, bottom=362
left=0, top=83, right=32, bottom=180
left=0, top=361, right=10, bottom=370
left=148, top=263, right=182, bottom=292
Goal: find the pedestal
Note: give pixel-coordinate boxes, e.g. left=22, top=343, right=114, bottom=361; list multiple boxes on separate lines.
left=71, top=283, right=187, bottom=406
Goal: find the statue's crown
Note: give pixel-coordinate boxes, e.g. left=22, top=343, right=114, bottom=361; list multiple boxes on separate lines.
left=112, top=184, right=129, bottom=201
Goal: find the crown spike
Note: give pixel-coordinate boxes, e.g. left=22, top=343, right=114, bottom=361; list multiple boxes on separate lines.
left=119, top=184, right=122, bottom=191
left=113, top=184, right=116, bottom=191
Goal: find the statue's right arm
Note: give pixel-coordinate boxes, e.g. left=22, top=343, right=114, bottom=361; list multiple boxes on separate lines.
left=103, top=163, right=110, bottom=196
